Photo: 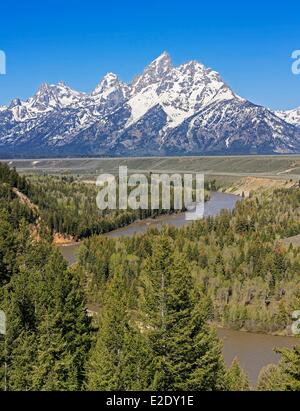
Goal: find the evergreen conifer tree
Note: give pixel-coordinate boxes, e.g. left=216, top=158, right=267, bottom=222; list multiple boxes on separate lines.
left=225, top=358, right=250, bottom=391
left=139, top=236, right=226, bottom=391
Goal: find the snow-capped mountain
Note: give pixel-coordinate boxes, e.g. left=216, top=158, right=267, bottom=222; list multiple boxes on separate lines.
left=0, top=52, right=300, bottom=157
left=92, top=73, right=130, bottom=114
left=8, top=82, right=87, bottom=122
left=126, top=52, right=241, bottom=130
left=275, top=107, right=300, bottom=127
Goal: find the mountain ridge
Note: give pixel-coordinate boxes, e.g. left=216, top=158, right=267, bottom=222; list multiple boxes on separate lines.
left=0, top=52, right=300, bottom=157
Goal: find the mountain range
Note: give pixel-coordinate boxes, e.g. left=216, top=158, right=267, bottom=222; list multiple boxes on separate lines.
left=1, top=52, right=300, bottom=157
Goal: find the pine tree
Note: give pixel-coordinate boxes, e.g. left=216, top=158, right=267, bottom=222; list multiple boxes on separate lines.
left=257, top=364, right=285, bottom=391
left=274, top=346, right=300, bottom=391
left=225, top=358, right=250, bottom=391
left=86, top=253, right=149, bottom=390
left=257, top=345, right=300, bottom=391
left=117, top=327, right=152, bottom=390
left=139, top=236, right=226, bottom=391
left=4, top=241, right=91, bottom=391
left=31, top=312, right=79, bottom=391
left=3, top=330, right=37, bottom=391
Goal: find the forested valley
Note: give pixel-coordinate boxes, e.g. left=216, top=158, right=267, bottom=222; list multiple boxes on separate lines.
left=0, top=162, right=300, bottom=391
left=25, top=174, right=212, bottom=239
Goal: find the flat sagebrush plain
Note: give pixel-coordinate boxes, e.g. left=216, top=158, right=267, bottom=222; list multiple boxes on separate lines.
left=4, top=156, right=300, bottom=181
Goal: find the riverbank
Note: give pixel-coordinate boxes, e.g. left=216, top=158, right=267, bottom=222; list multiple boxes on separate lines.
left=224, top=176, right=297, bottom=197
left=58, top=191, right=240, bottom=259
left=211, top=321, right=297, bottom=338
left=53, top=232, right=77, bottom=245
left=216, top=327, right=296, bottom=387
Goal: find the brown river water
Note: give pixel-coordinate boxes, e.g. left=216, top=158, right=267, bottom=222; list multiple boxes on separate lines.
left=58, top=192, right=298, bottom=386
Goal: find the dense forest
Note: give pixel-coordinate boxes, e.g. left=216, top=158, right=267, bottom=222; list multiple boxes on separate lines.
left=0, top=162, right=300, bottom=391
left=25, top=174, right=211, bottom=239
left=78, top=187, right=300, bottom=334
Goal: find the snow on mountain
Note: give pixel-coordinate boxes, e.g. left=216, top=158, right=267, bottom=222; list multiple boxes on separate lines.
left=126, top=52, right=241, bottom=129
left=163, top=100, right=300, bottom=155
left=0, top=52, right=300, bottom=157
left=91, top=72, right=130, bottom=114
left=29, top=82, right=85, bottom=110
left=4, top=82, right=88, bottom=123
left=275, top=107, right=300, bottom=127
left=132, top=52, right=172, bottom=92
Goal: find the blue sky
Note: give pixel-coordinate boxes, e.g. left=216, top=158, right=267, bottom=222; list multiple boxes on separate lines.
left=0, top=0, right=299, bottom=109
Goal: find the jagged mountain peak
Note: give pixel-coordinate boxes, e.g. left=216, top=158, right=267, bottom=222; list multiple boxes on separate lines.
left=92, top=72, right=125, bottom=96
left=126, top=53, right=239, bottom=128
left=37, top=82, right=50, bottom=92
left=276, top=107, right=300, bottom=126
left=91, top=72, right=130, bottom=113
left=131, top=52, right=172, bottom=93
left=33, top=81, right=82, bottom=98
left=27, top=81, right=84, bottom=112
left=147, top=51, right=172, bottom=73
left=0, top=52, right=299, bottom=157
left=102, top=72, right=118, bottom=82
left=178, top=59, right=205, bottom=72
left=9, top=98, right=22, bottom=109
